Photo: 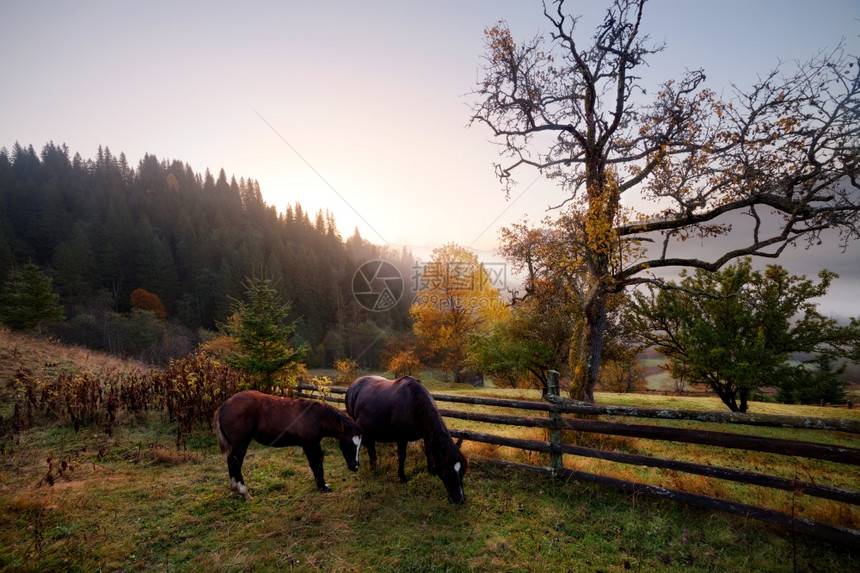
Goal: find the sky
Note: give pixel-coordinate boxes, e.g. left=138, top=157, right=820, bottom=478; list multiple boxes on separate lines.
left=1, top=0, right=859, bottom=317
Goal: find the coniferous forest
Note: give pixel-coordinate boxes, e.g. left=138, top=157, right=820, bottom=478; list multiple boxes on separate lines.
left=0, top=142, right=414, bottom=367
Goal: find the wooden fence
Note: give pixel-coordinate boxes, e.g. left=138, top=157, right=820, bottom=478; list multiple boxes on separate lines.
left=296, top=378, right=860, bottom=549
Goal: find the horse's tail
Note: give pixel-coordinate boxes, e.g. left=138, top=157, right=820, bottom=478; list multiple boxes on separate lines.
left=213, top=405, right=231, bottom=455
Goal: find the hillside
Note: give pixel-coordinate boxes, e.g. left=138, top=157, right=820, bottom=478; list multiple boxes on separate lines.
left=0, top=328, right=148, bottom=383
left=0, top=143, right=413, bottom=369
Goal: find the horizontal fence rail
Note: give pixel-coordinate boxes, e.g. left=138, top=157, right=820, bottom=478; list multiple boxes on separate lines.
left=296, top=383, right=860, bottom=548
left=445, top=427, right=860, bottom=506
left=437, top=409, right=860, bottom=465
left=434, top=393, right=860, bottom=434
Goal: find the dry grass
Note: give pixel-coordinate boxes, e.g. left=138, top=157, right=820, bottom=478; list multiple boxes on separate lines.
left=0, top=328, right=149, bottom=382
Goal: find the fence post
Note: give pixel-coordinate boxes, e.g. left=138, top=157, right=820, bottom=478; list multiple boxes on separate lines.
left=546, top=370, right=563, bottom=473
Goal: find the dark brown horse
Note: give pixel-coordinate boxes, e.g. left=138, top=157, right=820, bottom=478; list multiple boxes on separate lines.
left=213, top=390, right=362, bottom=500
left=345, top=375, right=467, bottom=504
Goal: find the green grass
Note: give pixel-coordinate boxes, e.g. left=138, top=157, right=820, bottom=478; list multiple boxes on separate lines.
left=1, top=404, right=858, bottom=572
left=1, top=341, right=858, bottom=572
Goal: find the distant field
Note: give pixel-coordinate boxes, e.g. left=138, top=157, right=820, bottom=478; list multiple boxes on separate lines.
left=318, top=356, right=687, bottom=395
left=316, top=357, right=860, bottom=402
left=639, top=355, right=678, bottom=392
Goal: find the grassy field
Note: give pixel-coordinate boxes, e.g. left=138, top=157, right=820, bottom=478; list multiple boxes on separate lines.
left=1, top=331, right=859, bottom=571
left=2, top=419, right=857, bottom=572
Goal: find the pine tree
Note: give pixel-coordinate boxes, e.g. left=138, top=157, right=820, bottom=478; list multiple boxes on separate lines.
left=0, top=261, right=65, bottom=333
left=221, top=273, right=307, bottom=390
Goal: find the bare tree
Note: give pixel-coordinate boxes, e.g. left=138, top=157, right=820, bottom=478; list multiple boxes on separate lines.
left=471, top=0, right=860, bottom=402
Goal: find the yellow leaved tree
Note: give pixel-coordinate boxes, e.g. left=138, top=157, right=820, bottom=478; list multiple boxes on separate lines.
left=410, top=243, right=507, bottom=381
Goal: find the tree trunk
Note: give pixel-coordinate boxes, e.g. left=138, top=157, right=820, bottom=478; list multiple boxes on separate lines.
left=710, top=378, right=743, bottom=412
left=739, top=387, right=749, bottom=413
left=567, top=152, right=615, bottom=403
left=569, top=289, right=608, bottom=403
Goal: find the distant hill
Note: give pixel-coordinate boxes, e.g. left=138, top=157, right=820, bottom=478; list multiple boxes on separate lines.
left=0, top=142, right=413, bottom=367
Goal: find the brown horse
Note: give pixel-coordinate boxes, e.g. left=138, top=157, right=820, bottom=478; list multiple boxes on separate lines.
left=345, top=375, right=467, bottom=504
left=213, top=390, right=362, bottom=500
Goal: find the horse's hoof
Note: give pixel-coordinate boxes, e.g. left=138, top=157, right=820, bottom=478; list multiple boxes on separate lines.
left=231, top=479, right=252, bottom=501
left=320, top=485, right=332, bottom=493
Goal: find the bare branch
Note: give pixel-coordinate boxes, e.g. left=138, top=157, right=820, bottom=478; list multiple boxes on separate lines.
left=471, top=0, right=860, bottom=401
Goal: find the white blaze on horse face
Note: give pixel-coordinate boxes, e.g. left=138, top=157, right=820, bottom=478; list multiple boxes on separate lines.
left=454, top=462, right=461, bottom=474
left=353, top=436, right=362, bottom=465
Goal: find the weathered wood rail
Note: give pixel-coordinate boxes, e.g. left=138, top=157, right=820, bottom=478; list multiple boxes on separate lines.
left=428, top=393, right=860, bottom=433
left=438, top=409, right=860, bottom=465
left=296, top=381, right=860, bottom=549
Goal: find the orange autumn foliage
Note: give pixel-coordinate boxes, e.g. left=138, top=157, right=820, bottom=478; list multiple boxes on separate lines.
left=130, top=288, right=167, bottom=319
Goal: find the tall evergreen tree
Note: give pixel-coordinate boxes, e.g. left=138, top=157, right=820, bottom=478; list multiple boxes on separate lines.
left=220, top=273, right=307, bottom=390
left=0, top=261, right=65, bottom=332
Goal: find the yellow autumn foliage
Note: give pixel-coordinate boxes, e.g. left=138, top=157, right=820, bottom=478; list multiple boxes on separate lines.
left=410, top=243, right=508, bottom=376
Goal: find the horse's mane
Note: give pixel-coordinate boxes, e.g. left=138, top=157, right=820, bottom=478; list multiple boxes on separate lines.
left=315, top=398, right=360, bottom=436
left=400, top=378, right=459, bottom=461
left=397, top=377, right=442, bottom=427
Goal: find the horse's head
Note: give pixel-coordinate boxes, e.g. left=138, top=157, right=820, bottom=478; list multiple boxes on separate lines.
left=338, top=431, right=362, bottom=472
left=439, top=441, right=468, bottom=504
